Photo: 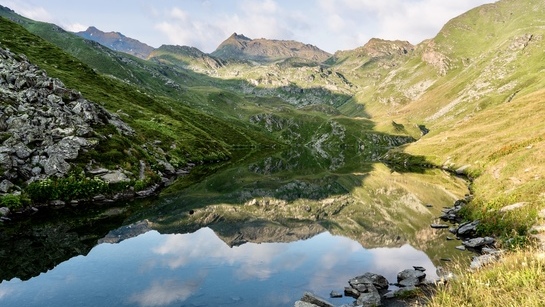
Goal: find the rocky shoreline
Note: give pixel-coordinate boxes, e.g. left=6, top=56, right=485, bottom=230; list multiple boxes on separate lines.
left=0, top=45, right=197, bottom=223
left=295, top=193, right=504, bottom=307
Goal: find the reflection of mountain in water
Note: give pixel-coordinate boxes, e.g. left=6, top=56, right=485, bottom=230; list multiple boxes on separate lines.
left=0, top=147, right=467, bottom=283
left=0, top=205, right=133, bottom=282
left=209, top=220, right=326, bottom=247
left=98, top=220, right=153, bottom=244
left=139, top=147, right=468, bottom=260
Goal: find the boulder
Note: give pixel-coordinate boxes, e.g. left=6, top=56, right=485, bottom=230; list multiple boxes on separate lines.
left=348, top=276, right=374, bottom=293
left=397, top=269, right=426, bottom=283
left=42, top=155, right=71, bottom=176
left=0, top=179, right=14, bottom=193
left=398, top=277, right=421, bottom=287
left=358, top=272, right=389, bottom=290
left=0, top=207, right=10, bottom=216
left=383, top=286, right=417, bottom=299
left=299, top=292, right=335, bottom=307
left=462, top=237, right=495, bottom=248
left=357, top=288, right=382, bottom=306
left=100, top=170, right=130, bottom=184
left=470, top=254, right=498, bottom=270
left=457, top=220, right=479, bottom=237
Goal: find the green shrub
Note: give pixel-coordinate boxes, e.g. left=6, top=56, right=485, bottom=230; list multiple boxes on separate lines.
left=0, top=194, right=24, bottom=209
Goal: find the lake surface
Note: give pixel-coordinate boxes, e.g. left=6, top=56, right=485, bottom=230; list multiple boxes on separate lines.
left=0, top=148, right=468, bottom=306
left=0, top=228, right=440, bottom=307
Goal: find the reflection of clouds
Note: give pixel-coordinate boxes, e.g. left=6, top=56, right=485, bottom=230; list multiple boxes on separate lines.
left=128, top=278, right=203, bottom=307
left=153, top=228, right=303, bottom=281
left=368, top=244, right=438, bottom=280
left=148, top=228, right=437, bottom=304
left=0, top=287, right=14, bottom=300
left=305, top=239, right=437, bottom=291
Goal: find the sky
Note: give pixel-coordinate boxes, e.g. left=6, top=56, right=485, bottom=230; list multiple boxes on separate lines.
left=2, top=0, right=495, bottom=53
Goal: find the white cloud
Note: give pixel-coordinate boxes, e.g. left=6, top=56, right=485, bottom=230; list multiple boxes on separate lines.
left=153, top=0, right=311, bottom=52
left=153, top=7, right=226, bottom=52
left=64, top=23, right=88, bottom=32
left=317, top=0, right=494, bottom=50
left=2, top=0, right=54, bottom=22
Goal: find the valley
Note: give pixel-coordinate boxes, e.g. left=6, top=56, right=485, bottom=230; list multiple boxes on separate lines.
left=0, top=0, right=545, bottom=306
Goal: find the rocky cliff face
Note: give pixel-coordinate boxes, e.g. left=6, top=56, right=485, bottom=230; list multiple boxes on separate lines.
left=0, top=46, right=134, bottom=194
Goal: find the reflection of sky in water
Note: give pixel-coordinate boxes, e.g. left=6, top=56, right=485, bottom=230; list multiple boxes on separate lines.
left=0, top=228, right=437, bottom=307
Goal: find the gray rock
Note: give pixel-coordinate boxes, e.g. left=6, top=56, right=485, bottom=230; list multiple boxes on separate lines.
left=294, top=301, right=319, bottom=307
left=344, top=286, right=360, bottom=298
left=0, top=179, right=14, bottom=193
left=349, top=273, right=389, bottom=292
left=299, top=292, right=335, bottom=307
left=13, top=143, right=32, bottom=159
left=499, top=202, right=527, bottom=212
left=413, top=266, right=426, bottom=272
left=329, top=291, right=342, bottom=298
left=0, top=207, right=10, bottom=216
left=457, top=220, right=479, bottom=237
left=398, top=277, right=421, bottom=287
left=42, top=155, right=71, bottom=176
left=481, top=247, right=503, bottom=255
left=100, top=170, right=130, bottom=184
left=470, top=254, right=498, bottom=270
left=397, top=269, right=426, bottom=283
left=383, top=286, right=417, bottom=299
left=356, top=287, right=382, bottom=307
left=462, top=237, right=495, bottom=248
left=136, top=183, right=160, bottom=198
left=348, top=276, right=375, bottom=293
left=431, top=224, right=449, bottom=229
left=455, top=245, right=466, bottom=251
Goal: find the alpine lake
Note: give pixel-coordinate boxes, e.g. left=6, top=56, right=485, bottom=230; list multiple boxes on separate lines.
left=0, top=145, right=469, bottom=306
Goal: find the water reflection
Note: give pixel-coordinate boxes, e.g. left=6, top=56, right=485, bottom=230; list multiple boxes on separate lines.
left=0, top=227, right=438, bottom=307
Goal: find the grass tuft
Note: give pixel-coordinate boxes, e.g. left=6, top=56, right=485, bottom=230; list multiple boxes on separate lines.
left=428, top=249, right=545, bottom=307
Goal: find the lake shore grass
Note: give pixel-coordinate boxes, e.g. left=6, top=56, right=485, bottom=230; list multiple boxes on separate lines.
left=427, top=248, right=545, bottom=307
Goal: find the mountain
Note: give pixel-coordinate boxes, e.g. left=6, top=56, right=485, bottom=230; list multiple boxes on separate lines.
left=148, top=44, right=226, bottom=74
left=211, top=32, right=331, bottom=63
left=75, top=26, right=154, bottom=59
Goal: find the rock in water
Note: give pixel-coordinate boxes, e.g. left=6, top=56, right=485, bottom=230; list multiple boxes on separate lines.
left=298, top=292, right=335, bottom=307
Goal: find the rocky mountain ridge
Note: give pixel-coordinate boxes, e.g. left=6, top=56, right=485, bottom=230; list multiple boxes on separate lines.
left=211, top=32, right=331, bottom=63
left=75, top=26, right=155, bottom=59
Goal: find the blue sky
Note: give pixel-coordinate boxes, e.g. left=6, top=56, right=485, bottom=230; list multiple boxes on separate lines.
left=2, top=0, right=495, bottom=53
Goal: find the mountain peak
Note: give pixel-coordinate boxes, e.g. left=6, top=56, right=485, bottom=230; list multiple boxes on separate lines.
left=229, top=32, right=251, bottom=41
left=75, top=26, right=154, bottom=59
left=212, top=33, right=331, bottom=63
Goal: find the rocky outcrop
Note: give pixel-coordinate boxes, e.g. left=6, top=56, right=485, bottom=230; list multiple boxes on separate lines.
left=0, top=46, right=134, bottom=193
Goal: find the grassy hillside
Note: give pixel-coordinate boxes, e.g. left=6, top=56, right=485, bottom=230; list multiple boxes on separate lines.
left=0, top=16, right=279, bottom=172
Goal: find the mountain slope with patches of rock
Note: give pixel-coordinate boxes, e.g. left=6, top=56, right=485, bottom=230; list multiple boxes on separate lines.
left=0, top=46, right=136, bottom=193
